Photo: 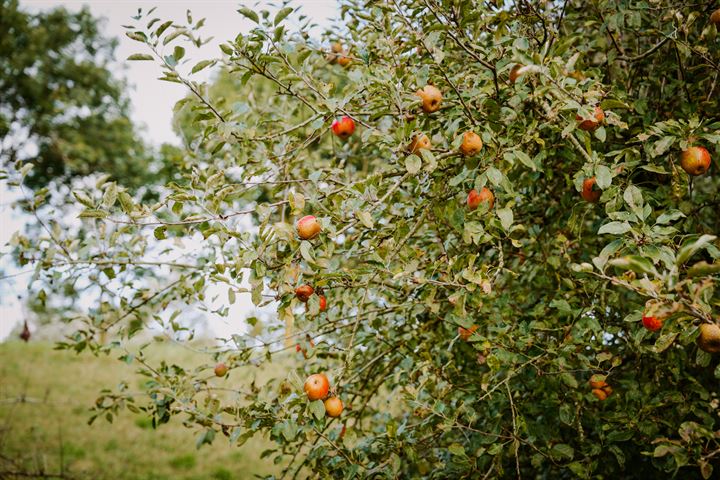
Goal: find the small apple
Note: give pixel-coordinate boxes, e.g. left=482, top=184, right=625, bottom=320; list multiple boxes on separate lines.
left=509, top=63, right=524, bottom=84
left=467, top=187, right=494, bottom=210
left=602, top=385, right=613, bottom=397
left=581, top=177, right=601, bottom=203
left=458, top=325, right=479, bottom=341
left=416, top=85, right=442, bottom=113
left=324, top=396, right=343, bottom=417
left=326, top=42, right=343, bottom=63
left=331, top=116, right=356, bottom=139
left=214, top=362, right=228, bottom=377
left=711, top=9, right=720, bottom=25
left=319, top=295, right=327, bottom=312
left=642, top=315, right=663, bottom=332
left=592, top=388, right=608, bottom=401
left=337, top=54, right=351, bottom=67
left=296, top=215, right=321, bottom=240
left=459, top=131, right=483, bottom=157
left=409, top=133, right=431, bottom=154
left=680, top=146, right=711, bottom=176
left=698, top=323, right=720, bottom=354
left=295, top=284, right=314, bottom=302
left=588, top=374, right=607, bottom=389
left=304, top=373, right=330, bottom=401
left=576, top=106, right=605, bottom=131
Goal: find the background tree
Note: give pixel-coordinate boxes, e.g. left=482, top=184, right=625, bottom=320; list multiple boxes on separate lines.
left=5, top=1, right=720, bottom=478
left=0, top=0, right=158, bottom=189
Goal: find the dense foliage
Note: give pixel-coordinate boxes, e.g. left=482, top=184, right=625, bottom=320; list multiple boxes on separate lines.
left=6, top=0, right=720, bottom=478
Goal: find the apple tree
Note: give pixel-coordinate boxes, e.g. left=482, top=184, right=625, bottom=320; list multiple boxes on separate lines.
left=6, top=0, right=720, bottom=478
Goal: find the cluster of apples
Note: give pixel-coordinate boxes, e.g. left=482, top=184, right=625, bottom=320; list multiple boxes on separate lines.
left=295, top=284, right=327, bottom=311
left=642, top=312, right=720, bottom=354
left=411, top=84, right=496, bottom=213
left=326, top=42, right=351, bottom=68
left=304, top=373, right=343, bottom=417
left=589, top=374, right=613, bottom=401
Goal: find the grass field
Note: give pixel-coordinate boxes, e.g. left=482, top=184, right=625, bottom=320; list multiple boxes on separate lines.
left=0, top=341, right=284, bottom=480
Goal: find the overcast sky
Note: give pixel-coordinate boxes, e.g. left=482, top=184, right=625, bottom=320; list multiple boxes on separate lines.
left=0, top=0, right=339, bottom=340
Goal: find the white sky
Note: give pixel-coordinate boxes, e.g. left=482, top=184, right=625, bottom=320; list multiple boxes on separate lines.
left=0, top=0, right=338, bottom=340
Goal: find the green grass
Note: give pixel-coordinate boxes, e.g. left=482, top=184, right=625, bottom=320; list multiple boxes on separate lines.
left=0, top=341, right=284, bottom=479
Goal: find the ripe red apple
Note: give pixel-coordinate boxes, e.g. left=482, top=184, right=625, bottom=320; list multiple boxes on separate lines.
left=589, top=374, right=607, bottom=389
left=680, top=146, right=711, bottom=176
left=295, top=284, right=314, bottom=302
left=331, top=116, right=355, bottom=140
left=337, top=54, right=351, bottom=67
left=296, top=215, right=321, bottom=240
left=324, top=396, right=343, bottom=417
left=592, top=388, right=607, bottom=400
left=576, top=106, right=605, bottom=131
left=459, top=131, right=483, bottom=157
left=318, top=295, right=327, bottom=312
left=458, top=325, right=479, bottom=341
left=642, top=315, right=663, bottom=332
left=581, top=177, right=601, bottom=203
left=214, top=362, right=228, bottom=377
left=509, top=63, right=524, bottom=84
left=409, top=133, right=431, bottom=154
left=304, top=373, right=330, bottom=401
left=416, top=85, right=442, bottom=113
left=711, top=9, right=720, bottom=25
left=466, top=187, right=494, bottom=210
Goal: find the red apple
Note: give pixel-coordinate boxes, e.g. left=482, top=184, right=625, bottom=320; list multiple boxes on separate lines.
left=331, top=116, right=355, bottom=139
left=296, top=215, right=321, bottom=240
left=467, top=187, right=494, bottom=210
left=576, top=106, right=605, bottom=131
left=680, top=146, right=711, bottom=176
left=304, top=373, right=330, bottom=401
left=581, top=177, right=601, bottom=203
left=642, top=315, right=663, bottom=332
left=295, top=284, right=314, bottom=302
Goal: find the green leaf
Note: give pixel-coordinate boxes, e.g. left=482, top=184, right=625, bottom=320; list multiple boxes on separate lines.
left=448, top=443, right=465, bottom=456
left=195, top=428, right=216, bottom=449
left=154, top=226, right=167, bottom=240
left=514, top=150, right=536, bottom=171
left=687, top=261, right=720, bottom=278
left=238, top=7, right=260, bottom=23
left=595, top=165, right=612, bottom=189
left=608, top=255, right=657, bottom=275
left=654, top=332, right=678, bottom=353
left=300, top=241, right=315, bottom=263
left=274, top=7, right=293, bottom=25
left=155, top=20, right=173, bottom=38
left=126, top=53, right=154, bottom=61
left=73, top=191, right=94, bottom=208
left=309, top=399, right=325, bottom=420
left=356, top=211, right=374, bottom=229
left=656, top=210, right=685, bottom=225
left=496, top=207, right=513, bottom=230
left=598, top=221, right=631, bottom=235
left=289, top=192, right=305, bottom=215
left=191, top=59, right=215, bottom=74
left=78, top=209, right=108, bottom=219
left=676, top=235, right=717, bottom=265
left=102, top=182, right=117, bottom=208
left=486, top=166, right=503, bottom=186
left=551, top=444, right=574, bottom=460
left=405, top=154, right=421, bottom=174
